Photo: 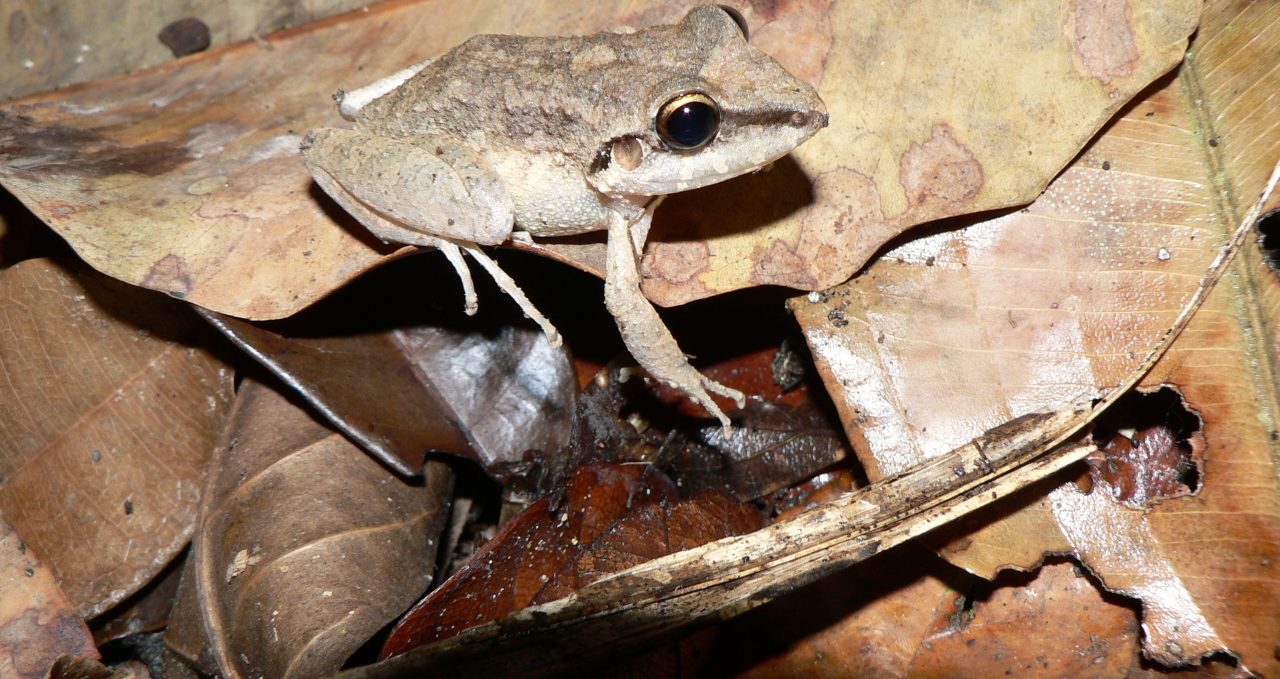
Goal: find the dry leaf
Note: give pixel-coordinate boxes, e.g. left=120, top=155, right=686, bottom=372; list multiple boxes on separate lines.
left=0, top=258, right=232, bottom=618
left=793, top=0, right=1280, bottom=671
left=0, top=514, right=97, bottom=678
left=0, top=0, right=1196, bottom=321
left=527, top=0, right=1202, bottom=306
left=714, top=554, right=1150, bottom=679
left=192, top=378, right=452, bottom=679
left=338, top=402, right=1100, bottom=677
left=380, top=462, right=761, bottom=658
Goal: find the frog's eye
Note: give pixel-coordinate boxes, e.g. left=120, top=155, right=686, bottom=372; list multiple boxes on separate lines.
left=656, top=92, right=720, bottom=150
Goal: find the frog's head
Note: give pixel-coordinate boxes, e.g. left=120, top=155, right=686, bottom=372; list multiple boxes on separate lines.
left=588, top=5, right=828, bottom=196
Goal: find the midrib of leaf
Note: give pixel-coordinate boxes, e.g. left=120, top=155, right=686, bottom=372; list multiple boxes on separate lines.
left=1178, top=34, right=1280, bottom=467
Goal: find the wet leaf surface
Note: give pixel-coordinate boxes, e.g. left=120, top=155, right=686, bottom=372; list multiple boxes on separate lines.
left=0, top=0, right=1195, bottom=319
left=562, top=341, right=850, bottom=504
left=0, top=514, right=97, bottom=678
left=191, top=378, right=453, bottom=678
left=793, top=0, right=1280, bottom=671
left=380, top=462, right=763, bottom=658
left=0, top=258, right=232, bottom=618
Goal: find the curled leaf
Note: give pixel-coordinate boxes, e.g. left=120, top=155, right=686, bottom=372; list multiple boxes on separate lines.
left=193, top=378, right=453, bottom=679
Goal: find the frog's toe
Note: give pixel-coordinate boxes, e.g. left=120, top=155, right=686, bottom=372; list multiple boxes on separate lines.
left=703, top=377, right=746, bottom=409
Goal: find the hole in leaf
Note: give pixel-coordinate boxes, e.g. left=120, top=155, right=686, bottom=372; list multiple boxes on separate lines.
left=1258, top=208, right=1280, bottom=272
left=1087, top=386, right=1202, bottom=509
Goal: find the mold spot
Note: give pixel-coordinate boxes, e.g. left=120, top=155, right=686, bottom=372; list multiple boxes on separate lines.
left=1087, top=386, right=1202, bottom=509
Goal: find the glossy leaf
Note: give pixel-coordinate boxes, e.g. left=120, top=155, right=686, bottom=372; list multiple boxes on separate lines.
left=192, top=378, right=453, bottom=679
left=0, top=258, right=232, bottom=617
left=205, top=313, right=577, bottom=477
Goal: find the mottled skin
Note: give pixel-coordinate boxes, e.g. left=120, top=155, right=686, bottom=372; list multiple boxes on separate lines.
left=301, top=6, right=827, bottom=430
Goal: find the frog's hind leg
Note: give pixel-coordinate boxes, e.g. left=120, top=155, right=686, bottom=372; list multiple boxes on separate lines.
left=456, top=242, right=562, bottom=348
left=603, top=207, right=745, bottom=434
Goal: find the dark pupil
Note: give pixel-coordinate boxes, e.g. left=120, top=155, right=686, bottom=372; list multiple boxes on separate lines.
left=665, top=101, right=717, bottom=148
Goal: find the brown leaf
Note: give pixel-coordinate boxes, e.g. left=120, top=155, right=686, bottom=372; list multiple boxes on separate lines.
left=0, top=1, right=370, bottom=101
left=191, top=378, right=452, bottom=679
left=714, top=555, right=1148, bottom=679
left=0, top=1, right=1195, bottom=321
left=0, top=514, right=97, bottom=678
left=0, top=258, right=232, bottom=618
left=162, top=557, right=217, bottom=675
left=380, top=463, right=762, bottom=658
left=793, top=0, right=1280, bottom=671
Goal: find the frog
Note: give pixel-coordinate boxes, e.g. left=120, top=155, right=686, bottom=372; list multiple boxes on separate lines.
left=300, top=5, right=828, bottom=432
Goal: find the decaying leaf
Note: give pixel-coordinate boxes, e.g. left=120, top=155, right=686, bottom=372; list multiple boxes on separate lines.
left=0, top=514, right=97, bottom=678
left=666, top=401, right=850, bottom=502
left=0, top=0, right=1196, bottom=321
left=380, top=462, right=763, bottom=658
left=792, top=0, right=1280, bottom=671
left=0, top=258, right=232, bottom=618
left=191, top=378, right=453, bottom=679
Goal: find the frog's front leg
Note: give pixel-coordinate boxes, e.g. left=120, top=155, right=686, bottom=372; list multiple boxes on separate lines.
left=604, top=203, right=746, bottom=433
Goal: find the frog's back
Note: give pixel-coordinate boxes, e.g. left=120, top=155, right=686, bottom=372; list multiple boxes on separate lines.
left=359, top=25, right=699, bottom=159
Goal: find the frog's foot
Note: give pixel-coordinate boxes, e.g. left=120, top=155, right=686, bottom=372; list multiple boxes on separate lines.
left=456, top=242, right=562, bottom=348
left=679, top=372, right=744, bottom=433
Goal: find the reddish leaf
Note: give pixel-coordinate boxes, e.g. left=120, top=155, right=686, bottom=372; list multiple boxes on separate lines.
left=381, top=463, right=762, bottom=658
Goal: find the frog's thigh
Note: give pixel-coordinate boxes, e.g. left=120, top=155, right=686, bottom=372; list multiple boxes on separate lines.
left=301, top=129, right=514, bottom=246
